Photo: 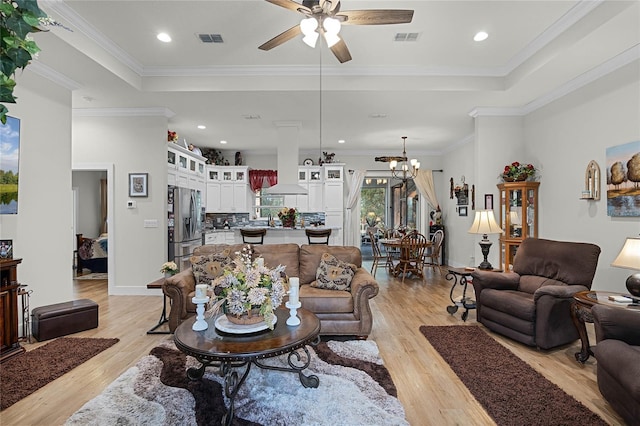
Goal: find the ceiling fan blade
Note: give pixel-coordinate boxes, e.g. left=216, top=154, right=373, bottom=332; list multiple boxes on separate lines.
left=338, top=10, right=414, bottom=25
left=330, top=38, right=352, bottom=63
left=258, top=25, right=302, bottom=51
left=265, top=0, right=311, bottom=14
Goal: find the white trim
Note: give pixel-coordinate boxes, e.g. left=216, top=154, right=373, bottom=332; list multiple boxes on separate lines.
left=72, top=107, right=175, bottom=118
left=27, top=61, right=82, bottom=91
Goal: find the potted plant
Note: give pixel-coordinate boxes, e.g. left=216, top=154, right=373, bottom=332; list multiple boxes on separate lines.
left=501, top=162, right=537, bottom=182
left=160, top=261, right=178, bottom=277
left=0, top=0, right=50, bottom=124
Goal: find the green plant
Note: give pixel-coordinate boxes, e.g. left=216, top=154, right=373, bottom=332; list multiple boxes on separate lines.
left=0, top=0, right=49, bottom=124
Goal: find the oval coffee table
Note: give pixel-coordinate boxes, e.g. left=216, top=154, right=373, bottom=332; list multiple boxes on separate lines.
left=174, top=307, right=321, bottom=425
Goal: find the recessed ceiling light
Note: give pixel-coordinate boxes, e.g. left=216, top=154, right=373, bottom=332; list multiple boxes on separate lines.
left=474, top=31, right=488, bottom=42
left=197, top=125, right=206, bottom=129
left=157, top=32, right=172, bottom=43
left=220, top=140, right=227, bottom=144
left=338, top=139, right=345, bottom=144
left=369, top=113, right=387, bottom=119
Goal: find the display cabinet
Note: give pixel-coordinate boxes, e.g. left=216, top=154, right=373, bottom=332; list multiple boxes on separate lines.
left=497, top=181, right=539, bottom=270
left=1, top=258, right=24, bottom=362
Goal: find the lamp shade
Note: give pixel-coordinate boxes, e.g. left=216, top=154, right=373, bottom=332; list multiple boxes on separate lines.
left=468, top=210, right=502, bottom=235
left=611, top=237, right=640, bottom=271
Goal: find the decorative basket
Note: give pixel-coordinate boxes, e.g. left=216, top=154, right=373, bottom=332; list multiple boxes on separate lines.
left=225, top=307, right=264, bottom=325
left=502, top=175, right=527, bottom=182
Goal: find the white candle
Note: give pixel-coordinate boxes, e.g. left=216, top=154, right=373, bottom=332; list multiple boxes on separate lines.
left=289, top=277, right=299, bottom=305
left=195, top=284, right=208, bottom=299
left=256, top=258, right=264, bottom=268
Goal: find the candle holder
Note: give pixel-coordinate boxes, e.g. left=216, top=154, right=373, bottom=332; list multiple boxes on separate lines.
left=192, top=296, right=210, bottom=331
left=285, top=301, right=302, bottom=326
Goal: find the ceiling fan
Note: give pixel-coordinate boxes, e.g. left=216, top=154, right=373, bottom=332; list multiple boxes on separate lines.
left=259, top=0, right=414, bottom=63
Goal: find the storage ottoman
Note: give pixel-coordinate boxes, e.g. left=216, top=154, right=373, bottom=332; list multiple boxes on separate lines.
left=32, top=299, right=99, bottom=341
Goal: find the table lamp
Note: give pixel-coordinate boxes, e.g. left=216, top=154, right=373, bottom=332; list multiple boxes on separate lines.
left=468, top=210, right=503, bottom=270
left=611, top=236, right=640, bottom=297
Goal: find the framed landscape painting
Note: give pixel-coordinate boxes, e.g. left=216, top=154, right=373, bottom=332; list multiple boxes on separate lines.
left=0, top=116, right=20, bottom=214
left=606, top=140, right=640, bottom=217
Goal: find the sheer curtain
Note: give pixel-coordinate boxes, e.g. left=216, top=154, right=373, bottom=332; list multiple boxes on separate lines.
left=414, top=170, right=440, bottom=211
left=344, top=170, right=366, bottom=247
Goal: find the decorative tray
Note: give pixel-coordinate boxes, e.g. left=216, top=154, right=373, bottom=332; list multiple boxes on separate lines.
left=214, top=315, right=276, bottom=334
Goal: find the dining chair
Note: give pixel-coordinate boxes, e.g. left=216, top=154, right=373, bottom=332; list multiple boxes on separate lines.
left=368, top=230, right=387, bottom=278
left=396, top=231, right=428, bottom=282
left=423, top=229, right=444, bottom=273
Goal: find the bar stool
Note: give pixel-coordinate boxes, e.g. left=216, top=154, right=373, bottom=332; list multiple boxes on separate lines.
left=240, top=228, right=267, bottom=245
left=306, top=228, right=331, bottom=245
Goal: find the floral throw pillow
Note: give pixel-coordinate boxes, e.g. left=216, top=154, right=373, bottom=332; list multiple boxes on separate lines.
left=312, top=252, right=357, bottom=291
left=190, top=249, right=232, bottom=285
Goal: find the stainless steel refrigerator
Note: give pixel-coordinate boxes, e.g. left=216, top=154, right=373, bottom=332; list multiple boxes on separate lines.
left=168, top=186, right=203, bottom=271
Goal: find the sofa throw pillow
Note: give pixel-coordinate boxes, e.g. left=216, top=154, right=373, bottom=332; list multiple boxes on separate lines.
left=312, top=252, right=357, bottom=291
left=190, top=249, right=233, bottom=285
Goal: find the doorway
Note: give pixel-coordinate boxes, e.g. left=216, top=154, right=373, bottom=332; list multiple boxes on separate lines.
left=72, top=163, right=114, bottom=293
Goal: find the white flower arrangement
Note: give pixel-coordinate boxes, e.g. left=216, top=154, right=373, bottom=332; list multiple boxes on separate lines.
left=160, top=261, right=178, bottom=275
left=210, top=246, right=286, bottom=329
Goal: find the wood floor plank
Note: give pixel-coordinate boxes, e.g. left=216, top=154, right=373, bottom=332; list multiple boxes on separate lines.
left=0, top=264, right=623, bottom=425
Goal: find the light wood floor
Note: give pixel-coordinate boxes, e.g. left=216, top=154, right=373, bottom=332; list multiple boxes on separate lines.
left=1, top=265, right=624, bottom=425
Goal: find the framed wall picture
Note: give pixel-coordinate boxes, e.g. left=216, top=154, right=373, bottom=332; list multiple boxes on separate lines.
left=606, top=140, right=640, bottom=217
left=0, top=239, right=13, bottom=259
left=459, top=206, right=468, bottom=217
left=484, top=194, right=494, bottom=210
left=129, top=173, right=148, bottom=197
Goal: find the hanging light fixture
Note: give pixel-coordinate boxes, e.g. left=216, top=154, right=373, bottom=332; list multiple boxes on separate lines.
left=300, top=17, right=319, bottom=47
left=389, top=136, right=420, bottom=180
left=299, top=16, right=342, bottom=49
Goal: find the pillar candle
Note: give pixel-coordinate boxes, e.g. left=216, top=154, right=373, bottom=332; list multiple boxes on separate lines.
left=195, top=284, right=208, bottom=299
left=256, top=257, right=264, bottom=268
left=289, top=277, right=299, bottom=305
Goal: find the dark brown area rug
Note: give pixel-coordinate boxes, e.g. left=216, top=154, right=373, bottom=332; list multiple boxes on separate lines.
left=420, top=325, right=607, bottom=426
left=0, top=337, right=119, bottom=410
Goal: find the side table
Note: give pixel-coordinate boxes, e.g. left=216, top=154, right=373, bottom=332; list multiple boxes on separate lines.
left=571, top=290, right=639, bottom=363
left=446, top=267, right=502, bottom=321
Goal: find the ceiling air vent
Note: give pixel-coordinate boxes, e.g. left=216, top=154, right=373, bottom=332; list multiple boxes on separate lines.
left=197, top=33, right=224, bottom=43
left=394, top=32, right=419, bottom=42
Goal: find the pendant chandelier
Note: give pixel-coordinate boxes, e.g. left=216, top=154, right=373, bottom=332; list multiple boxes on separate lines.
left=389, top=136, right=420, bottom=181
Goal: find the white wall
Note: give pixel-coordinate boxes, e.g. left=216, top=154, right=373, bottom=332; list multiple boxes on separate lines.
left=524, top=63, right=640, bottom=292
left=0, top=71, right=74, bottom=309
left=73, top=115, right=168, bottom=295
left=443, top=62, right=640, bottom=291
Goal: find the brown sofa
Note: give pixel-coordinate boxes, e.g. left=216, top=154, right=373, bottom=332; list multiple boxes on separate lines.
left=471, top=238, right=601, bottom=349
left=592, top=304, right=640, bottom=424
left=163, top=243, right=379, bottom=338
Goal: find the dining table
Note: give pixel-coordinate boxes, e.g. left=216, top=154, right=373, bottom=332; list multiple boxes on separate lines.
left=379, top=238, right=432, bottom=277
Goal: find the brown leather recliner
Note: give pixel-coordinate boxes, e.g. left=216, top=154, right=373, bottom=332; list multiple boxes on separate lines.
left=163, top=243, right=379, bottom=338
left=471, top=238, right=601, bottom=349
left=592, top=304, right=640, bottom=424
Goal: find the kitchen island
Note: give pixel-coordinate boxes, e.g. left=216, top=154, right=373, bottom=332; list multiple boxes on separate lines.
left=204, top=227, right=342, bottom=246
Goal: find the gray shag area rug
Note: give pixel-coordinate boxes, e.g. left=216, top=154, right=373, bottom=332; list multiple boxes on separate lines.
left=66, top=339, right=408, bottom=426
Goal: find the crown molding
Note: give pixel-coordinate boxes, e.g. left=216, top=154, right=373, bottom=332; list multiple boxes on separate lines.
left=44, top=0, right=144, bottom=75
left=521, top=44, right=640, bottom=114
left=27, top=61, right=82, bottom=91
left=73, top=107, right=175, bottom=118
left=468, top=107, right=525, bottom=118
left=501, top=0, right=604, bottom=75
left=441, top=134, right=475, bottom=155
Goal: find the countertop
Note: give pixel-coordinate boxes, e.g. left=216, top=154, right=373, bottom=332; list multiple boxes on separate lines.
left=204, top=226, right=339, bottom=233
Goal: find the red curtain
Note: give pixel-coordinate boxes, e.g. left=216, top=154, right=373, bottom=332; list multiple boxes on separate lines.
left=249, top=170, right=278, bottom=192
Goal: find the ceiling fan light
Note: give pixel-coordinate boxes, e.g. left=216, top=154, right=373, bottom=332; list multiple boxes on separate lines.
left=303, top=32, right=319, bottom=47
left=300, top=17, right=318, bottom=36
left=324, top=32, right=340, bottom=48
left=323, top=16, right=341, bottom=35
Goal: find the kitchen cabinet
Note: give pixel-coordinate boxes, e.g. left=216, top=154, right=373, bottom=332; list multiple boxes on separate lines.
left=497, top=181, right=539, bottom=271
left=207, top=182, right=253, bottom=213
